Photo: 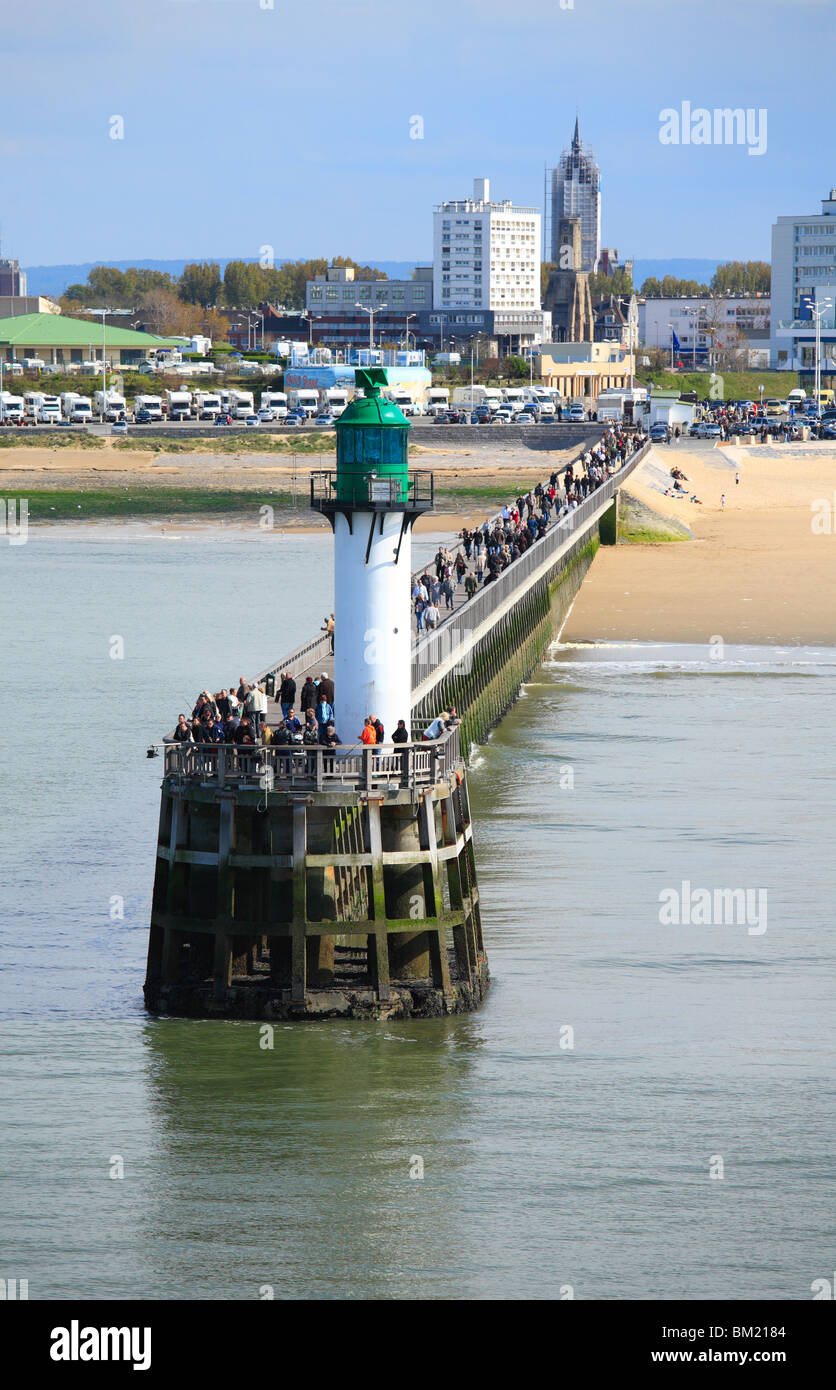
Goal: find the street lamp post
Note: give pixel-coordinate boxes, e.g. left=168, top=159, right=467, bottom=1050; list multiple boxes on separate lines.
left=811, top=298, right=832, bottom=416
left=82, top=307, right=132, bottom=418
left=403, top=313, right=415, bottom=351
left=667, top=323, right=675, bottom=371
left=356, top=303, right=377, bottom=354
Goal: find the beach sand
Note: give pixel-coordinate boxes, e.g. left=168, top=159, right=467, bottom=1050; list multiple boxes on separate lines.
left=562, top=442, right=836, bottom=646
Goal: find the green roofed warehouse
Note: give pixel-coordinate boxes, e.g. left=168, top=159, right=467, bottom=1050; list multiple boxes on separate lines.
left=0, top=312, right=184, bottom=368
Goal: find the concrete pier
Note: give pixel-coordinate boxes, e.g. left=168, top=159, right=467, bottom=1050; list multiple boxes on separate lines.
left=145, top=735, right=488, bottom=1020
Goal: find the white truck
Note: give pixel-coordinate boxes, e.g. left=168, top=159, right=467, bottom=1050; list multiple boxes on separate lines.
left=229, top=389, right=255, bottom=420
left=134, top=394, right=163, bottom=421
left=260, top=390, right=288, bottom=419
left=164, top=389, right=193, bottom=422
left=60, top=392, right=93, bottom=424
left=452, top=385, right=491, bottom=410
left=386, top=389, right=419, bottom=417
left=193, top=391, right=221, bottom=420
left=94, top=390, right=127, bottom=422
left=26, top=391, right=61, bottom=424
left=0, top=391, right=24, bottom=423
left=290, top=389, right=319, bottom=418
left=325, top=388, right=349, bottom=417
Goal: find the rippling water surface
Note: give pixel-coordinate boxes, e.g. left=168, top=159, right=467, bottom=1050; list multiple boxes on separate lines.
left=2, top=536, right=834, bottom=1299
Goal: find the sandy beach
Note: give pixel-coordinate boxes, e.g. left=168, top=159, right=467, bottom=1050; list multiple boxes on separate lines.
left=563, top=441, right=836, bottom=646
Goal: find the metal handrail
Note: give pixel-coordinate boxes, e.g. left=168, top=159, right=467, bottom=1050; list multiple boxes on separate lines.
left=162, top=723, right=461, bottom=791
left=411, top=442, right=649, bottom=685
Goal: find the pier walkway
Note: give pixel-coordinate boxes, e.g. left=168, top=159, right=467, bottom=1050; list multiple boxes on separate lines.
left=253, top=433, right=650, bottom=731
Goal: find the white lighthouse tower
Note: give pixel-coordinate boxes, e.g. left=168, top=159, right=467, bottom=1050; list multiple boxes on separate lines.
left=310, top=367, right=434, bottom=744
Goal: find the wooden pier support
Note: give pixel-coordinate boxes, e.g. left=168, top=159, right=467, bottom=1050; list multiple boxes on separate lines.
left=144, top=761, right=488, bottom=1021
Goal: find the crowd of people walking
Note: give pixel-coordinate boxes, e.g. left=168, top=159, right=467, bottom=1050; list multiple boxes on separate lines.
left=412, top=426, right=644, bottom=632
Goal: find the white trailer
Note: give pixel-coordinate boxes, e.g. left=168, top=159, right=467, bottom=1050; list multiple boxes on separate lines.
left=229, top=389, right=255, bottom=420
left=290, top=389, right=319, bottom=418
left=94, top=390, right=127, bottom=421
left=164, top=389, right=193, bottom=421
left=193, top=391, right=221, bottom=420
left=325, top=388, right=349, bottom=417
left=134, top=394, right=163, bottom=421
left=0, top=391, right=24, bottom=422
left=260, top=390, right=288, bottom=418
left=60, top=392, right=93, bottom=423
left=38, top=396, right=62, bottom=424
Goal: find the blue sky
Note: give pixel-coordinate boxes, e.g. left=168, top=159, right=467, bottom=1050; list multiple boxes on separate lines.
left=3, top=0, right=833, bottom=267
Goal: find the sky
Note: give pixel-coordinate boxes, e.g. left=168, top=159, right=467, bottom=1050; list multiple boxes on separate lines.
left=2, top=0, right=834, bottom=269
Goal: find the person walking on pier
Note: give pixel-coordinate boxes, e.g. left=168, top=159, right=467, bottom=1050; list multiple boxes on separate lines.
left=475, top=550, right=486, bottom=582
left=454, top=552, right=467, bottom=585
left=441, top=575, right=455, bottom=610
left=318, top=672, right=335, bottom=705
left=464, top=572, right=477, bottom=601
left=279, top=673, right=296, bottom=719
left=424, top=600, right=440, bottom=630
left=300, top=676, right=317, bottom=714
left=315, top=692, right=334, bottom=733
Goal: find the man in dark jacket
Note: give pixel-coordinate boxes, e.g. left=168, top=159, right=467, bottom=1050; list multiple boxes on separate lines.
left=234, top=716, right=255, bottom=745
left=279, top=673, right=296, bottom=719
left=300, top=676, right=317, bottom=714
left=392, top=720, right=409, bottom=744
left=318, top=672, right=335, bottom=705
left=369, top=715, right=384, bottom=744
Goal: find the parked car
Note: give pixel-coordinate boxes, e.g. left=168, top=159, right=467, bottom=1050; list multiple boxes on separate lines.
left=244, top=416, right=260, bottom=427
left=315, top=413, right=335, bottom=427
left=691, top=421, right=722, bottom=439
left=649, top=422, right=669, bottom=440
left=111, top=421, right=128, bottom=436
left=257, top=408, right=276, bottom=423
left=517, top=411, right=535, bottom=425
left=134, top=409, right=152, bottom=423
left=473, top=405, right=493, bottom=424
left=565, top=404, right=586, bottom=422
left=283, top=413, right=304, bottom=427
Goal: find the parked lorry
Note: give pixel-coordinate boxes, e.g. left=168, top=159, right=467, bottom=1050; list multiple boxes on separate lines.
left=94, top=390, right=127, bottom=421
left=60, top=392, right=93, bottom=423
left=193, top=391, right=221, bottom=420
left=325, top=388, right=349, bottom=417
left=289, top=389, right=319, bottom=418
left=426, top=387, right=450, bottom=418
left=26, top=391, right=62, bottom=424
left=0, top=391, right=24, bottom=423
left=259, top=390, right=288, bottom=419
left=134, top=394, right=163, bottom=421
left=228, top=389, right=255, bottom=420
left=164, top=389, right=193, bottom=421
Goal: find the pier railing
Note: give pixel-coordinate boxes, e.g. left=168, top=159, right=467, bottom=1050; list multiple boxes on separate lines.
left=162, top=723, right=462, bottom=792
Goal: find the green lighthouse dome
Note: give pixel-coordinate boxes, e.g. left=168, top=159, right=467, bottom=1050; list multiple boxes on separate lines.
left=335, top=367, right=410, bottom=506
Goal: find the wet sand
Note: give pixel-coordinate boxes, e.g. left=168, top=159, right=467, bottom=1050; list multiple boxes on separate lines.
left=563, top=442, right=836, bottom=646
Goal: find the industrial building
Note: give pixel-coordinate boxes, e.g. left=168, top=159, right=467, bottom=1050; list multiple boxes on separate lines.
left=0, top=312, right=184, bottom=368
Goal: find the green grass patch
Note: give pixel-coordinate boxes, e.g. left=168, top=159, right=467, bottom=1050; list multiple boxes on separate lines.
left=635, top=368, right=797, bottom=399
left=4, top=488, right=300, bottom=521
left=113, top=431, right=335, bottom=454
left=0, top=430, right=105, bottom=449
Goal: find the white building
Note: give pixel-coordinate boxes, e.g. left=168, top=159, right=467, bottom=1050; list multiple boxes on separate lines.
left=771, top=190, right=836, bottom=370
left=433, top=177, right=541, bottom=315
left=639, top=296, right=770, bottom=367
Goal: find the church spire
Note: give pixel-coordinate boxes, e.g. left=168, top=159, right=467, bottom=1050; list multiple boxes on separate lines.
left=572, top=114, right=581, bottom=150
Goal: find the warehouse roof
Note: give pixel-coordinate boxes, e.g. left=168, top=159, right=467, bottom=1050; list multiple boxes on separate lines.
left=0, top=312, right=183, bottom=348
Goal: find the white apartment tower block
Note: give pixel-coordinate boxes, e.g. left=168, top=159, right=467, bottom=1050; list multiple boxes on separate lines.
left=433, top=177, right=541, bottom=314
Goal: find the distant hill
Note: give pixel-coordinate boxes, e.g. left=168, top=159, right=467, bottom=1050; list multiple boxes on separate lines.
left=24, top=259, right=421, bottom=298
